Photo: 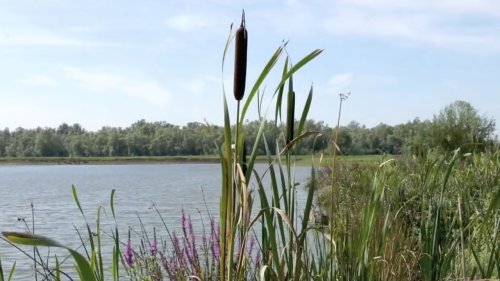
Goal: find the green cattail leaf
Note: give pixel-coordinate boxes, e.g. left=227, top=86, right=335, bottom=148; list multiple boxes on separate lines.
left=0, top=257, right=14, bottom=281
left=6, top=261, right=15, bottom=281
left=72, top=185, right=86, bottom=219
left=283, top=131, right=321, bottom=151
left=0, top=257, right=4, bottom=281
left=221, top=21, right=234, bottom=71
left=244, top=117, right=266, bottom=182
left=297, top=85, right=313, bottom=136
left=67, top=248, right=97, bottom=281
left=274, top=49, right=323, bottom=95
left=96, top=206, right=104, bottom=280
left=300, top=166, right=316, bottom=243
left=241, top=46, right=283, bottom=122
left=255, top=172, right=281, bottom=272
left=275, top=57, right=289, bottom=124
left=1, top=232, right=97, bottom=281
left=55, top=256, right=61, bottom=281
left=2, top=232, right=63, bottom=248
left=110, top=189, right=116, bottom=220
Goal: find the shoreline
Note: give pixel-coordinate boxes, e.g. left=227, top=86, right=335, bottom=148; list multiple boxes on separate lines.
left=0, top=155, right=386, bottom=166
left=0, top=156, right=222, bottom=165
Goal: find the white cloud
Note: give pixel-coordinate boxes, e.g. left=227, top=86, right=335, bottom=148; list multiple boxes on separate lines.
left=123, top=82, right=169, bottom=104
left=62, top=67, right=123, bottom=90
left=182, top=76, right=221, bottom=95
left=165, top=14, right=209, bottom=32
left=183, top=79, right=205, bottom=95
left=329, top=73, right=353, bottom=93
left=21, top=74, right=58, bottom=87
left=62, top=66, right=170, bottom=104
left=322, top=0, right=500, bottom=53
left=0, top=26, right=100, bottom=47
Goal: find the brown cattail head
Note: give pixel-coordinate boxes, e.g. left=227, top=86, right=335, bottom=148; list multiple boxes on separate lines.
left=233, top=10, right=248, bottom=101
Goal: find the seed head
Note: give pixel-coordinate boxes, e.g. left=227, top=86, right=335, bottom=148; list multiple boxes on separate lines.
left=233, top=10, right=248, bottom=101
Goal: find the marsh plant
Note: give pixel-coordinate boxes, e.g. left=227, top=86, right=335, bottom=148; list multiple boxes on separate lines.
left=312, top=148, right=500, bottom=281
left=217, top=9, right=322, bottom=281
left=1, top=11, right=499, bottom=281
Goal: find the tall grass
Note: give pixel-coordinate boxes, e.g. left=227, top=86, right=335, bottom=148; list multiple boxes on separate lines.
left=313, top=149, right=499, bottom=280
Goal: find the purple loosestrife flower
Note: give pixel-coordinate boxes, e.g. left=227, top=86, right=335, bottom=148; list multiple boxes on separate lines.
left=202, top=232, right=207, bottom=249
left=150, top=227, right=158, bottom=256
left=150, top=239, right=158, bottom=257
left=248, top=236, right=256, bottom=258
left=187, top=215, right=198, bottom=261
left=172, top=233, right=184, bottom=268
left=210, top=218, right=220, bottom=261
left=125, top=231, right=135, bottom=266
left=181, top=209, right=187, bottom=235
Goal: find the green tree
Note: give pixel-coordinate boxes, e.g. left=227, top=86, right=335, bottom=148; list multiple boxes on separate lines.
left=431, top=100, right=496, bottom=152
left=34, top=130, right=66, bottom=156
left=0, top=128, right=9, bottom=157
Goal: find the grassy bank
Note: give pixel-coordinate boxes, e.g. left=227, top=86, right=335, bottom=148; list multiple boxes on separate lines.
left=0, top=154, right=383, bottom=166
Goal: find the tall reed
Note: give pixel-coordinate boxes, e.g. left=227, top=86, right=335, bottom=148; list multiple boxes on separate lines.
left=313, top=149, right=500, bottom=280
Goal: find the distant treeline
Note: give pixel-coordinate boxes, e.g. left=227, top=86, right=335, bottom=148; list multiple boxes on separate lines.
left=0, top=101, right=497, bottom=158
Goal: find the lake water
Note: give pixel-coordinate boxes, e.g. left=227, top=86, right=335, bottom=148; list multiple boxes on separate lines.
left=0, top=163, right=312, bottom=280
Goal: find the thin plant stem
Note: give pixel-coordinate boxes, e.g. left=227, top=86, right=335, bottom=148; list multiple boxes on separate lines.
left=458, top=196, right=466, bottom=281
left=31, top=203, right=37, bottom=281
left=330, top=93, right=348, bottom=277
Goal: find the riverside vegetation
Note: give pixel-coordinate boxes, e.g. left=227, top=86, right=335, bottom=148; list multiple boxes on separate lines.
left=1, top=11, right=499, bottom=281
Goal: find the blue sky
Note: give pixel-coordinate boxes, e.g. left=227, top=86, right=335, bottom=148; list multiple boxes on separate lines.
left=1, top=0, right=499, bottom=133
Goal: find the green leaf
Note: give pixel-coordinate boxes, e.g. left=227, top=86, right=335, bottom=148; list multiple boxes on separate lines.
left=6, top=261, right=15, bottom=281
left=1, top=232, right=97, bottom=281
left=297, top=85, right=313, bottom=136
left=300, top=166, right=316, bottom=243
left=487, top=185, right=500, bottom=215
left=2, top=232, right=63, bottom=247
left=241, top=46, right=284, bottom=122
left=273, top=49, right=323, bottom=95
left=110, top=189, right=117, bottom=219
left=274, top=57, right=289, bottom=123
left=72, top=185, right=86, bottom=219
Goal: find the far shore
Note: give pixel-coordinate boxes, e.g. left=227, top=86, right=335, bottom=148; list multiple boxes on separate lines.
left=0, top=155, right=387, bottom=166
left=0, top=156, right=221, bottom=165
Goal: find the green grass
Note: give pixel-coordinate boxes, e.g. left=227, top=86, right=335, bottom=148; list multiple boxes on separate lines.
left=295, top=154, right=388, bottom=166
left=311, top=150, right=500, bottom=280
left=0, top=154, right=386, bottom=166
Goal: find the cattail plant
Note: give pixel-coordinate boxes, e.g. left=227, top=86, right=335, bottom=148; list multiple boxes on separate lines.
left=218, top=8, right=323, bottom=281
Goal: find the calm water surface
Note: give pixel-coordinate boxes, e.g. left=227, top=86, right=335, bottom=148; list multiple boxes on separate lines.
left=0, top=163, right=311, bottom=280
